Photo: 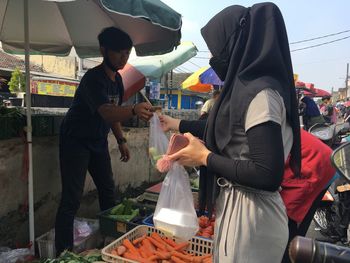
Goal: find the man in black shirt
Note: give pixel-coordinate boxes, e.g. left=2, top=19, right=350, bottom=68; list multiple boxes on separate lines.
left=55, top=27, right=153, bottom=255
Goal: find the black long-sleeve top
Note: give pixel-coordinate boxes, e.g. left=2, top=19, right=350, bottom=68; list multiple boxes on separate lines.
left=179, top=120, right=284, bottom=192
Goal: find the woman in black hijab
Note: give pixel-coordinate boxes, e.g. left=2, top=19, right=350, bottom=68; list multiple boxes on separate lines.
left=160, top=2, right=301, bottom=262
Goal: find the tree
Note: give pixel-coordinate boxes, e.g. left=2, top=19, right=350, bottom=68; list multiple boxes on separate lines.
left=8, top=68, right=26, bottom=93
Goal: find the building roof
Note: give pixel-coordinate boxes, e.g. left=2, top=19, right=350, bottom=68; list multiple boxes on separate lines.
left=0, top=50, right=44, bottom=72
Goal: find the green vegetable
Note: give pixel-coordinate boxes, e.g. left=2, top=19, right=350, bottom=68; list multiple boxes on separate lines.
left=123, top=198, right=133, bottom=215
left=108, top=208, right=139, bottom=222
left=35, top=250, right=102, bottom=263
left=110, top=203, right=125, bottom=215
left=190, top=177, right=200, bottom=189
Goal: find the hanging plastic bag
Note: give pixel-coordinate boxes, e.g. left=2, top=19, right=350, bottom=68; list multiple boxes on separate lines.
left=153, top=163, right=199, bottom=240
left=149, top=113, right=168, bottom=167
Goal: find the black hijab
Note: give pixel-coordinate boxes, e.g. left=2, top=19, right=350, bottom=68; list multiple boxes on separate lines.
left=199, top=3, right=301, bottom=215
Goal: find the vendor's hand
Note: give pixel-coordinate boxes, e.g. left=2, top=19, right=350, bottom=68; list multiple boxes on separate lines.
left=134, top=102, right=153, bottom=121
left=159, top=114, right=181, bottom=132
left=118, top=143, right=130, bottom=162
left=168, top=133, right=211, bottom=167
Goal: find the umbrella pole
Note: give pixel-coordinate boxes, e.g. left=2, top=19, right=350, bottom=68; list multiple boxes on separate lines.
left=24, top=0, right=35, bottom=254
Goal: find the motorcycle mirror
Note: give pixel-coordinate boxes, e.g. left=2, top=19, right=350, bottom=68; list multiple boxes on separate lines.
left=331, top=142, right=350, bottom=182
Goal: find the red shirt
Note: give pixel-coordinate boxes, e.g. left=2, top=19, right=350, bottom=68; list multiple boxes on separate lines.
left=281, top=129, right=335, bottom=223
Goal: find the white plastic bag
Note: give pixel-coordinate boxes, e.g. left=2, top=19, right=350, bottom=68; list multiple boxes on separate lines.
left=153, top=163, right=199, bottom=240
left=0, top=248, right=31, bottom=263
left=149, top=113, right=168, bottom=166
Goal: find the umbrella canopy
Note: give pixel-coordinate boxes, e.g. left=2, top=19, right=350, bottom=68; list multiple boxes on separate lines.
left=199, top=67, right=224, bottom=86
left=314, top=88, right=331, bottom=97
left=182, top=67, right=213, bottom=93
left=0, top=0, right=182, bottom=57
left=344, top=101, right=350, bottom=107
left=128, top=41, right=197, bottom=79
left=0, top=0, right=182, bottom=253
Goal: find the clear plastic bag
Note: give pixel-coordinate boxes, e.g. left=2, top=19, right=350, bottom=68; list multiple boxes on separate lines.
left=149, top=113, right=169, bottom=167
left=153, top=163, right=199, bottom=240
left=73, top=218, right=98, bottom=245
left=0, top=248, right=32, bottom=263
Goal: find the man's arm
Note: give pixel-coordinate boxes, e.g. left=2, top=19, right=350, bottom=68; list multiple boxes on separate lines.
left=111, top=121, right=130, bottom=162
left=98, top=102, right=153, bottom=123
left=111, top=121, right=124, bottom=142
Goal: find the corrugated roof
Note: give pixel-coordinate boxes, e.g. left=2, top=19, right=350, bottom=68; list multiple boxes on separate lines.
left=0, top=50, right=44, bottom=72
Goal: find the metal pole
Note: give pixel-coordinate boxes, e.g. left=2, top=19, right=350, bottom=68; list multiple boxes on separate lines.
left=346, top=63, right=349, bottom=90
left=24, top=0, right=35, bottom=254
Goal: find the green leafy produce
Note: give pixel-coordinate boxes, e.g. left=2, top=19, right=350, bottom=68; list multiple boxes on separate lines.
left=108, top=199, right=139, bottom=222
left=108, top=208, right=139, bottom=222
left=110, top=203, right=124, bottom=215
left=36, top=250, right=102, bottom=263
left=190, top=176, right=200, bottom=189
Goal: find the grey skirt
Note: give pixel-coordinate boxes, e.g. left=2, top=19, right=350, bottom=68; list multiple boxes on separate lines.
left=214, top=178, right=288, bottom=263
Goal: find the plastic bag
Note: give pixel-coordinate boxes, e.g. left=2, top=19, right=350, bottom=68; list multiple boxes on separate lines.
left=0, top=248, right=32, bottom=263
left=149, top=113, right=169, bottom=166
left=73, top=218, right=98, bottom=245
left=153, top=163, right=199, bottom=240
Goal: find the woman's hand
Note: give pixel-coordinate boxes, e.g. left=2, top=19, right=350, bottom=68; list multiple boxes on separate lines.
left=168, top=133, right=211, bottom=167
left=159, top=114, right=181, bottom=132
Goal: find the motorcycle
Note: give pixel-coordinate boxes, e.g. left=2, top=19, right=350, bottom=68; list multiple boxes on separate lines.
left=289, top=236, right=350, bottom=263
left=313, top=142, right=350, bottom=244
left=308, top=122, right=350, bottom=242
left=289, top=142, right=350, bottom=262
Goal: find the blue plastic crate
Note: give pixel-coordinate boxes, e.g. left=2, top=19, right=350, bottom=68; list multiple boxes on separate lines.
left=142, top=214, right=154, bottom=226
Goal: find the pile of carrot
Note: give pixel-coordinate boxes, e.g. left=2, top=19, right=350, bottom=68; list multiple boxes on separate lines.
left=110, top=232, right=212, bottom=263
left=196, top=216, right=215, bottom=239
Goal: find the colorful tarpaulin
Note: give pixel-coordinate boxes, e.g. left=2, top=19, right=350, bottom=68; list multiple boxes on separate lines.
left=181, top=67, right=213, bottom=93
left=199, top=67, right=224, bottom=86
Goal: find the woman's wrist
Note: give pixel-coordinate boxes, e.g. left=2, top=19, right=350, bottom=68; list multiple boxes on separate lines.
left=201, top=149, right=212, bottom=166
left=173, top=119, right=181, bottom=131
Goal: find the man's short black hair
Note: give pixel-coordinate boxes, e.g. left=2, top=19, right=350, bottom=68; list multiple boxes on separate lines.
left=98, top=27, right=133, bottom=51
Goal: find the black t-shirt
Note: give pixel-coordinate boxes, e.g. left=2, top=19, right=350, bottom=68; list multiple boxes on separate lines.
left=61, top=65, right=124, bottom=140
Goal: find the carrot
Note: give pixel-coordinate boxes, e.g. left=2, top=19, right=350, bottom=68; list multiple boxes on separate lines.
left=123, top=252, right=155, bottom=263
left=123, top=252, right=143, bottom=261
left=151, top=232, right=170, bottom=247
left=192, top=255, right=211, bottom=263
left=171, top=255, right=187, bottom=263
left=163, top=237, right=177, bottom=247
left=116, top=245, right=127, bottom=256
left=154, top=251, right=171, bottom=260
left=147, top=255, right=160, bottom=261
left=122, top=239, right=140, bottom=256
left=147, top=236, right=167, bottom=251
left=141, top=245, right=154, bottom=258
left=171, top=251, right=192, bottom=262
left=174, top=241, right=189, bottom=251
left=165, top=244, right=175, bottom=252
left=202, top=256, right=213, bottom=263
left=142, top=239, right=156, bottom=252
left=133, top=234, right=147, bottom=245
left=139, top=249, right=149, bottom=259
left=200, top=254, right=212, bottom=259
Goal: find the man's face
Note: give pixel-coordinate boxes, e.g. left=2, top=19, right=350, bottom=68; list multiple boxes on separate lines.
left=105, top=48, right=131, bottom=70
